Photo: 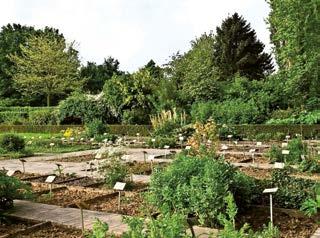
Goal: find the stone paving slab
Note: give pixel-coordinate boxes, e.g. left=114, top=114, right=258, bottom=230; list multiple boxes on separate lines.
left=311, top=228, right=320, bottom=238
left=5, top=200, right=128, bottom=235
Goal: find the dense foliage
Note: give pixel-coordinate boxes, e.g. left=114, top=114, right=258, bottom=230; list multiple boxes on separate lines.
left=0, top=170, right=31, bottom=209
left=148, top=155, right=254, bottom=227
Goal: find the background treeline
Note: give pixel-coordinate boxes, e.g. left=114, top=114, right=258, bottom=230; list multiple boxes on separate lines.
left=0, top=0, right=319, bottom=125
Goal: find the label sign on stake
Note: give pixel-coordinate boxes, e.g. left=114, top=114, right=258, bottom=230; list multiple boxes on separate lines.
left=185, top=146, right=191, bottom=150
left=263, top=187, right=278, bottom=194
left=282, top=150, right=290, bottom=155
left=6, top=170, right=16, bottom=177
left=281, top=143, right=288, bottom=148
left=256, top=142, right=262, bottom=146
left=45, top=175, right=56, bottom=183
left=113, top=182, right=126, bottom=191
left=274, top=162, right=285, bottom=169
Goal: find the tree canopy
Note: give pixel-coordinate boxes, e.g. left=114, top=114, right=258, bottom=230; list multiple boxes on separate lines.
left=9, top=34, right=81, bottom=106
left=213, top=13, right=273, bottom=80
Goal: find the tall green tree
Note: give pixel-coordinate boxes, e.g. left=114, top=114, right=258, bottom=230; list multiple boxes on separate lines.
left=166, top=33, right=221, bottom=106
left=9, top=34, right=81, bottom=106
left=80, top=57, right=121, bottom=94
left=0, top=24, right=36, bottom=101
left=0, top=24, right=67, bottom=105
left=213, top=13, right=273, bottom=80
left=267, top=0, right=320, bottom=107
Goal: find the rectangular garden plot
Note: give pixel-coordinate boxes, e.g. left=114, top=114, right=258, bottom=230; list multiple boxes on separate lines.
left=85, top=191, right=145, bottom=216
left=35, top=187, right=114, bottom=207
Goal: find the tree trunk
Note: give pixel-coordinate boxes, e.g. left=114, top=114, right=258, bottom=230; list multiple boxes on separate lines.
left=47, top=93, right=51, bottom=107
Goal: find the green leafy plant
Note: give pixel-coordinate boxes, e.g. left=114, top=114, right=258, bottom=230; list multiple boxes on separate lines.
left=148, top=155, right=254, bottom=227
left=85, top=119, right=108, bottom=138
left=86, top=218, right=113, bottom=238
left=99, top=157, right=128, bottom=188
left=301, top=185, right=320, bottom=217
left=122, top=213, right=191, bottom=238
left=218, top=193, right=279, bottom=238
left=0, top=134, right=25, bottom=152
left=0, top=170, right=31, bottom=209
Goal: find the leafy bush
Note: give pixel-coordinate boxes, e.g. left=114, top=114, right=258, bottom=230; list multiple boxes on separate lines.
left=85, top=219, right=111, bottom=238
left=122, top=108, right=150, bottom=125
left=218, top=193, right=279, bottom=238
left=85, top=119, right=108, bottom=138
left=269, top=169, right=316, bottom=209
left=299, top=157, right=320, bottom=173
left=58, top=92, right=115, bottom=124
left=147, top=137, right=177, bottom=148
left=0, top=134, right=25, bottom=152
left=267, top=145, right=284, bottom=162
left=0, top=170, right=31, bottom=209
left=123, top=214, right=190, bottom=238
left=99, top=158, right=127, bottom=188
left=286, top=138, right=306, bottom=164
left=28, top=109, right=59, bottom=125
left=150, top=109, right=186, bottom=137
left=191, top=100, right=264, bottom=124
left=300, top=185, right=320, bottom=217
left=148, top=155, right=254, bottom=227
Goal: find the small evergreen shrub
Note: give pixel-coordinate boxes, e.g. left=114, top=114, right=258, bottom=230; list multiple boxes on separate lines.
left=85, top=119, right=108, bottom=138
left=0, top=134, right=25, bottom=152
left=0, top=170, right=31, bottom=209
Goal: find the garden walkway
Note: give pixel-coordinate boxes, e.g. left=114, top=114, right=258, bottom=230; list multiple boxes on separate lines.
left=4, top=200, right=128, bottom=235
left=5, top=200, right=217, bottom=237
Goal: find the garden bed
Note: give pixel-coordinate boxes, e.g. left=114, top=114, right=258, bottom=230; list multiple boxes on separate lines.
left=86, top=191, right=145, bottom=216
left=237, top=206, right=319, bottom=238
left=35, top=187, right=114, bottom=207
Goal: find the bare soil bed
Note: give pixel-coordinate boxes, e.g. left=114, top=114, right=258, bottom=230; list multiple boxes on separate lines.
left=237, top=206, right=319, bottom=238
left=87, top=191, right=145, bottom=216
left=238, top=167, right=272, bottom=180
left=224, top=154, right=270, bottom=164
left=36, top=187, right=113, bottom=207
left=15, top=224, right=82, bottom=238
left=48, top=154, right=96, bottom=162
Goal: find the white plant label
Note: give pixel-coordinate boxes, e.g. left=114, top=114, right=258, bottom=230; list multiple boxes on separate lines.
left=6, top=170, right=16, bottom=177
left=164, top=145, right=170, bottom=149
left=185, top=146, right=191, bottom=150
left=256, top=142, right=262, bottom=146
left=221, top=145, right=228, bottom=150
left=95, top=153, right=102, bottom=159
left=263, top=187, right=278, bottom=194
left=274, top=162, right=285, bottom=169
left=281, top=143, right=288, bottom=148
left=227, top=135, right=233, bottom=138
left=45, top=175, right=56, bottom=183
left=113, top=182, right=126, bottom=191
left=281, top=150, right=290, bottom=155
left=148, top=154, right=155, bottom=161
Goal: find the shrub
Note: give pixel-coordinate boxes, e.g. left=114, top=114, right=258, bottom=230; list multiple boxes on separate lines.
left=58, top=92, right=115, bottom=124
left=28, top=109, right=59, bottom=125
left=0, top=134, right=25, bottom=152
left=0, top=170, right=31, bottom=209
left=267, top=145, right=284, bottom=162
left=123, top=214, right=190, bottom=238
left=99, top=158, right=127, bottom=188
left=269, top=169, right=316, bottom=209
left=85, top=119, right=108, bottom=138
left=286, top=138, right=306, bottom=164
left=191, top=100, right=264, bottom=124
left=148, top=155, right=254, bottom=227
left=147, top=137, right=177, bottom=148
left=122, top=108, right=150, bottom=125
left=150, top=109, right=186, bottom=137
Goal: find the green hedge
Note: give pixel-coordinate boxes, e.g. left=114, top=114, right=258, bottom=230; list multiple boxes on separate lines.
left=0, top=107, right=57, bottom=112
left=0, top=125, right=78, bottom=134
left=109, top=125, right=152, bottom=136
left=229, top=124, right=320, bottom=139
left=1, top=124, right=320, bottom=138
left=0, top=124, right=152, bottom=136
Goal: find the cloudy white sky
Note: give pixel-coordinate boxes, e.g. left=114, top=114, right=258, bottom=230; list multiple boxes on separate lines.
left=0, top=0, right=271, bottom=72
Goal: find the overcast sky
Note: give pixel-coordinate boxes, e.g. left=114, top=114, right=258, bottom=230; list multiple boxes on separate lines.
left=0, top=0, right=271, bottom=72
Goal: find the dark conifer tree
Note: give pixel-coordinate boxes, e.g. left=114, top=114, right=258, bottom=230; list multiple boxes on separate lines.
left=213, top=13, right=273, bottom=80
